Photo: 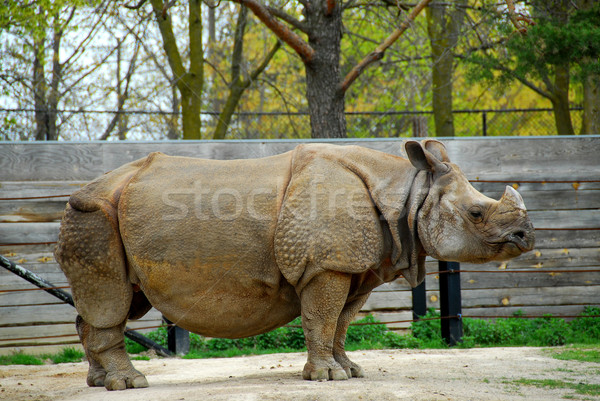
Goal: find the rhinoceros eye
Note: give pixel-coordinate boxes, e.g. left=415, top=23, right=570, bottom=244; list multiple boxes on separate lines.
left=468, top=207, right=484, bottom=222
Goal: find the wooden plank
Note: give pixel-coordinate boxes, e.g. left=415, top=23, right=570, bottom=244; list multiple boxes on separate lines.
left=528, top=210, right=600, bottom=230
left=1, top=137, right=599, bottom=181
left=533, top=229, right=600, bottom=249
left=0, top=199, right=66, bottom=223
left=362, top=291, right=412, bottom=312
left=0, top=181, right=85, bottom=198
left=461, top=304, right=593, bottom=319
left=0, top=303, right=77, bottom=327
left=0, top=222, right=60, bottom=245
left=460, top=268, right=600, bottom=290
left=476, top=188, right=600, bottom=211
left=355, top=310, right=414, bottom=330
left=0, top=344, right=82, bottom=356
left=458, top=286, right=600, bottom=308
left=0, top=142, right=105, bottom=181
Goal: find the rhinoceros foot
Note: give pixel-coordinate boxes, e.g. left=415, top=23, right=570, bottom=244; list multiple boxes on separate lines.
left=86, top=366, right=106, bottom=387
left=104, top=369, right=148, bottom=391
left=341, top=361, right=365, bottom=378
left=302, top=359, right=348, bottom=381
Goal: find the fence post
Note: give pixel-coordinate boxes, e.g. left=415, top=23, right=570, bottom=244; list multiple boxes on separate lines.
left=482, top=111, right=488, bottom=136
left=412, top=281, right=427, bottom=321
left=163, top=316, right=190, bottom=355
left=438, top=261, right=463, bottom=346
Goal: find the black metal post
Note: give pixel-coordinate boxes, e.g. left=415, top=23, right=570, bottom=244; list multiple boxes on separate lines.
left=412, top=281, right=427, bottom=321
left=163, top=316, right=190, bottom=355
left=482, top=111, right=488, bottom=136
left=438, top=261, right=463, bottom=346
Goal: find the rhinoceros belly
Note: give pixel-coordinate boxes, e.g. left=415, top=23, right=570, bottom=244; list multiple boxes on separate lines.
left=118, top=152, right=300, bottom=338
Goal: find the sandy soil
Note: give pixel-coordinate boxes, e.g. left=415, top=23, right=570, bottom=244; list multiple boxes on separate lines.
left=1, top=347, right=599, bottom=401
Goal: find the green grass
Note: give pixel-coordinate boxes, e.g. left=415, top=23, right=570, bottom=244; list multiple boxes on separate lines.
left=512, top=378, right=600, bottom=397
left=44, top=347, right=85, bottom=364
left=3, top=306, right=600, bottom=365
left=0, top=353, right=44, bottom=365
left=0, top=347, right=85, bottom=366
left=122, top=306, right=600, bottom=358
left=553, top=348, right=600, bottom=363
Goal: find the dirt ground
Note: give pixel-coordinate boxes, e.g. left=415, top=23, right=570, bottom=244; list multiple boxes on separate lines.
left=1, top=347, right=599, bottom=401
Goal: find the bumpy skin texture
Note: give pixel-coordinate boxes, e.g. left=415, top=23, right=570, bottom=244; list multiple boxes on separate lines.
left=55, top=141, right=535, bottom=389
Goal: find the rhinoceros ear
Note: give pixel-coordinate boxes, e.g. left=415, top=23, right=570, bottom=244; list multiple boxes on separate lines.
left=423, top=139, right=450, bottom=162
left=405, top=141, right=448, bottom=173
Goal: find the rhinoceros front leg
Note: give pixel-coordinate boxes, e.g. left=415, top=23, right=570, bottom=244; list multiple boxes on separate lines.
left=77, top=316, right=148, bottom=391
left=300, top=271, right=352, bottom=381
left=333, top=294, right=370, bottom=378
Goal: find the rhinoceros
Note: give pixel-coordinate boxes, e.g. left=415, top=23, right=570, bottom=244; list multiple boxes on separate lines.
left=55, top=140, right=534, bottom=390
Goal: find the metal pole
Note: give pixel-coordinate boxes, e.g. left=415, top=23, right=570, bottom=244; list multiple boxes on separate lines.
left=482, top=111, right=488, bottom=136
left=438, top=260, right=463, bottom=346
left=412, top=281, right=427, bottom=321
left=0, top=254, right=173, bottom=357
left=163, top=316, right=190, bottom=356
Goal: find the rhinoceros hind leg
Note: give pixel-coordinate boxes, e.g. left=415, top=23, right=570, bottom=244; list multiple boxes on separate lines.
left=76, top=315, right=106, bottom=387
left=332, top=294, right=370, bottom=378
left=300, top=271, right=352, bottom=381
left=76, top=315, right=148, bottom=391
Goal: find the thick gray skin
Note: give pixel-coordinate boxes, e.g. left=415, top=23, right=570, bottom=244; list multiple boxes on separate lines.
left=55, top=140, right=535, bottom=390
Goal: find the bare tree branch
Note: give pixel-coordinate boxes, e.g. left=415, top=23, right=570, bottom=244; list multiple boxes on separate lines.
left=266, top=5, right=309, bottom=33
left=204, top=58, right=230, bottom=86
left=125, top=0, right=149, bottom=10
left=232, top=0, right=314, bottom=63
left=339, top=0, right=432, bottom=94
left=245, top=40, right=281, bottom=84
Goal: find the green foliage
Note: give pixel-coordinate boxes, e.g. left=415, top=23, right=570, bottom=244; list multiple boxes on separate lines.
left=512, top=378, right=600, bottom=397
left=0, top=353, right=44, bottom=365
left=553, top=348, right=600, bottom=363
left=466, top=3, right=600, bottom=87
left=44, top=347, right=85, bottom=364
left=122, top=307, right=600, bottom=358
left=567, top=305, right=600, bottom=343
left=0, top=347, right=85, bottom=365
left=411, top=309, right=445, bottom=347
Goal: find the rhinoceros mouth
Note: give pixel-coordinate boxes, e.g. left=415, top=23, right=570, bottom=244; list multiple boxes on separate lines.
left=505, top=231, right=529, bottom=252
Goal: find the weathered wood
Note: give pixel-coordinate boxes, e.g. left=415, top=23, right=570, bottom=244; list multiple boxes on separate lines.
left=0, top=254, right=73, bottom=306
left=0, top=181, right=86, bottom=198
left=0, top=137, right=598, bottom=352
left=461, top=304, right=594, bottom=319
left=0, top=199, right=66, bottom=222
left=458, top=286, right=600, bottom=308
left=0, top=222, right=60, bottom=245
left=1, top=137, right=599, bottom=181
left=476, top=189, right=600, bottom=211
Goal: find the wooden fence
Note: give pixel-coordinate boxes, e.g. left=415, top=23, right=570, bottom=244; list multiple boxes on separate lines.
left=1, top=137, right=599, bottom=355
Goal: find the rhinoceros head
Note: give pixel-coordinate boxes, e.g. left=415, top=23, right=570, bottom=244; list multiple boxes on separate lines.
left=405, top=140, right=535, bottom=264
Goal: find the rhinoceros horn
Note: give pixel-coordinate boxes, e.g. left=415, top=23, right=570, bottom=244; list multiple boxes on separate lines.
left=500, top=186, right=526, bottom=210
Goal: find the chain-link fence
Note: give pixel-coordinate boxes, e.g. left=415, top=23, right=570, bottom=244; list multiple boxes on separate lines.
left=0, top=108, right=584, bottom=140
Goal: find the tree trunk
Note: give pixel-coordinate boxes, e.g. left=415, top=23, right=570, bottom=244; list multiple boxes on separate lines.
left=33, top=36, right=49, bottom=141
left=426, top=0, right=465, bottom=137
left=151, top=0, right=203, bottom=140
left=582, top=74, right=600, bottom=135
left=551, top=64, right=574, bottom=135
left=304, top=0, right=346, bottom=138
left=182, top=0, right=203, bottom=140
left=46, top=21, right=63, bottom=141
